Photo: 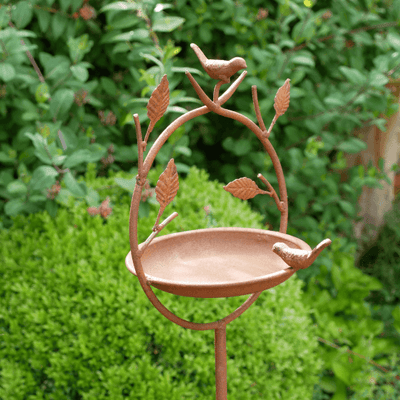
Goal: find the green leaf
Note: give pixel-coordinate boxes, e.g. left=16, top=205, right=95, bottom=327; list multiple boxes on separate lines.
left=139, top=201, right=150, bottom=218
left=113, top=145, right=137, bottom=162
left=114, top=177, right=135, bottom=192
left=60, top=0, right=72, bottom=12
left=332, top=361, right=351, bottom=386
left=319, top=376, right=336, bottom=393
left=324, top=93, right=346, bottom=107
left=22, top=111, right=41, bottom=121
left=49, top=89, right=75, bottom=119
left=55, top=188, right=73, bottom=206
left=4, top=198, right=25, bottom=216
left=70, top=64, right=89, bottom=82
left=369, top=70, right=389, bottom=87
left=393, top=306, right=400, bottom=333
left=64, top=172, right=86, bottom=197
left=87, top=144, right=106, bottom=162
left=52, top=13, right=68, bottom=40
left=35, top=83, right=50, bottom=103
left=338, top=200, right=355, bottom=216
left=85, top=187, right=100, bottom=207
left=30, top=166, right=58, bottom=192
left=30, top=194, right=47, bottom=202
left=68, top=34, right=94, bottom=63
left=39, top=53, right=70, bottom=80
left=11, top=1, right=33, bottom=29
left=171, top=67, right=202, bottom=76
left=175, top=162, right=190, bottom=174
left=0, top=5, right=10, bottom=28
left=71, top=0, right=83, bottom=12
left=233, top=139, right=251, bottom=156
left=387, top=32, right=400, bottom=50
left=0, top=170, right=14, bottom=186
left=106, top=29, right=149, bottom=42
left=174, top=146, right=192, bottom=157
left=0, top=64, right=16, bottom=82
left=7, top=180, right=28, bottom=195
left=101, top=77, right=117, bottom=97
left=35, top=8, right=50, bottom=32
left=152, top=17, right=185, bottom=32
left=292, top=18, right=315, bottom=43
left=337, top=138, right=367, bottom=154
left=109, top=14, right=140, bottom=29
left=291, top=54, right=315, bottom=67
left=45, top=199, right=58, bottom=217
left=339, top=66, right=367, bottom=85
left=101, top=1, right=141, bottom=12
left=63, top=149, right=92, bottom=168
left=331, top=377, right=347, bottom=400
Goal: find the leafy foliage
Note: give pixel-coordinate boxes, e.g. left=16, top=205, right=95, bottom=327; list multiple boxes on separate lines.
left=1, top=0, right=400, bottom=398
left=0, top=0, right=199, bottom=228
left=0, top=167, right=322, bottom=399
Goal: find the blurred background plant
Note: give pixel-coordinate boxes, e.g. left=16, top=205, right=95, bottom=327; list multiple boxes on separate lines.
left=1, top=0, right=400, bottom=398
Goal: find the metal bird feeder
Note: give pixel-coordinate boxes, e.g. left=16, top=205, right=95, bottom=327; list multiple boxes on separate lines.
left=126, top=43, right=332, bottom=399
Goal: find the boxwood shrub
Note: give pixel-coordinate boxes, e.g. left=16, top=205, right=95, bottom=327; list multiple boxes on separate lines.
left=0, top=166, right=322, bottom=399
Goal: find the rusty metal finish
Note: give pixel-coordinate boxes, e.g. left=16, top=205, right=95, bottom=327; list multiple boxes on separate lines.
left=190, top=43, right=247, bottom=84
left=273, top=238, right=332, bottom=270
left=153, top=159, right=179, bottom=231
left=126, top=43, right=332, bottom=399
left=215, top=325, right=227, bottom=400
left=125, top=228, right=312, bottom=298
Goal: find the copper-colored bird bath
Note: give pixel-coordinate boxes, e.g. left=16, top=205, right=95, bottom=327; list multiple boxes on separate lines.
left=126, top=43, right=331, bottom=399
left=126, top=228, right=311, bottom=298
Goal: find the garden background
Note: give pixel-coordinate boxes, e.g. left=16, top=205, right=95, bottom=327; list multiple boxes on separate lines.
left=1, top=0, right=400, bottom=398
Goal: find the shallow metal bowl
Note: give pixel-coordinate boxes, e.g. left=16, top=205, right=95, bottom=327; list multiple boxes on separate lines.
left=126, top=227, right=311, bottom=298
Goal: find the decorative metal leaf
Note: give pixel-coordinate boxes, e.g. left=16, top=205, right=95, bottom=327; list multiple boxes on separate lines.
left=145, top=75, right=169, bottom=140
left=274, top=78, right=290, bottom=117
left=154, top=159, right=179, bottom=229
left=223, top=177, right=267, bottom=200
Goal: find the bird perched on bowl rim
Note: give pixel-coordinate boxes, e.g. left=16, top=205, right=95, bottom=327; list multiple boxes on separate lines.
left=272, top=238, right=332, bottom=271
left=190, top=43, right=247, bottom=84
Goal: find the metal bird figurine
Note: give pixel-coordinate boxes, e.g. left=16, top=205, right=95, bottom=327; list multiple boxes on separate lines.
left=272, top=238, right=332, bottom=270
left=190, top=43, right=247, bottom=84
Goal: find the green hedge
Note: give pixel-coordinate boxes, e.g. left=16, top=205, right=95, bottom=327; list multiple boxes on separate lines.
left=0, top=166, right=322, bottom=399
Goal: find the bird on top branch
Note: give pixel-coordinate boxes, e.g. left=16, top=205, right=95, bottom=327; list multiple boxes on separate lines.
left=190, top=43, right=247, bottom=84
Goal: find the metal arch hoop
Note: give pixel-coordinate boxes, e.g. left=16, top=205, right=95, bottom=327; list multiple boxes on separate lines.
left=128, top=72, right=289, bottom=331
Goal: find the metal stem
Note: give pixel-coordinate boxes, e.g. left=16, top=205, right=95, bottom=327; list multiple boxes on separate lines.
left=215, top=325, right=227, bottom=400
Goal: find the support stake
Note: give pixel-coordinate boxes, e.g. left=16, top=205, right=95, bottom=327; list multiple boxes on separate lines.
left=215, top=325, right=227, bottom=400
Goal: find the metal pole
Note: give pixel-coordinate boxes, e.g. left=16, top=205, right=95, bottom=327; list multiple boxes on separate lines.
left=215, top=325, right=227, bottom=400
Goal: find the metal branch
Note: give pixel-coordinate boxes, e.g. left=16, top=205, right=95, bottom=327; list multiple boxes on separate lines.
left=213, top=81, right=225, bottom=103
left=186, top=70, right=247, bottom=109
left=257, top=173, right=285, bottom=212
left=216, top=71, right=247, bottom=106
left=251, top=85, right=267, bottom=133
left=185, top=71, right=216, bottom=110
left=140, top=212, right=178, bottom=256
left=266, top=114, right=278, bottom=138
left=134, top=113, right=144, bottom=176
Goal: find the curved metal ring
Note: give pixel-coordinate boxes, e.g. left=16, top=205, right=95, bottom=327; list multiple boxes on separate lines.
left=128, top=84, right=288, bottom=330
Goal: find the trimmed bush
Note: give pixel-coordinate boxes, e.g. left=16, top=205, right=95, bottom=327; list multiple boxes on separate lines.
left=0, top=166, right=322, bottom=399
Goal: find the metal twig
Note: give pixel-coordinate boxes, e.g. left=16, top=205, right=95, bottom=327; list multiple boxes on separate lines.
left=213, top=81, right=224, bottom=103
left=185, top=71, right=216, bottom=110
left=134, top=114, right=144, bottom=174
left=251, top=85, right=267, bottom=133
left=140, top=212, right=178, bottom=256
left=257, top=173, right=285, bottom=212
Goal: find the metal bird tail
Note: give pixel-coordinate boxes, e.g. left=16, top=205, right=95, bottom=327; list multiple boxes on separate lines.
left=190, top=43, right=207, bottom=66
left=307, top=238, right=332, bottom=264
